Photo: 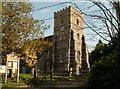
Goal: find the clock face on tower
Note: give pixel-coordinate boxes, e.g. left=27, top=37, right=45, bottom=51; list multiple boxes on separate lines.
left=60, top=26, right=64, bottom=31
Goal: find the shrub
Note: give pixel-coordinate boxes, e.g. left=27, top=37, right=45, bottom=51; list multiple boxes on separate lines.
left=88, top=55, right=120, bottom=89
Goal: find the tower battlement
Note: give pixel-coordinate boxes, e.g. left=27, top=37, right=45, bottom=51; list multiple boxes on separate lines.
left=54, top=6, right=82, bottom=16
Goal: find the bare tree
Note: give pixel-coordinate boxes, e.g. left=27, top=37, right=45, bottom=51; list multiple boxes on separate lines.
left=86, top=0, right=120, bottom=42
left=73, top=0, right=120, bottom=42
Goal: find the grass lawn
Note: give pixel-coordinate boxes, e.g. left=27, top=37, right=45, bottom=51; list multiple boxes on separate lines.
left=1, top=73, right=88, bottom=88
left=2, top=74, right=33, bottom=88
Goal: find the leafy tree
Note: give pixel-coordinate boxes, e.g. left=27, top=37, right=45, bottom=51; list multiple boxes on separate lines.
left=89, top=40, right=108, bottom=66
left=88, top=54, right=120, bottom=89
left=2, top=2, right=50, bottom=68
left=88, top=32, right=120, bottom=89
left=88, top=35, right=120, bottom=89
left=88, top=33, right=120, bottom=89
left=21, top=39, right=52, bottom=68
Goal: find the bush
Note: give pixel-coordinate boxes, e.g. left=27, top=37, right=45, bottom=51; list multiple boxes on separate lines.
left=88, top=55, right=120, bottom=89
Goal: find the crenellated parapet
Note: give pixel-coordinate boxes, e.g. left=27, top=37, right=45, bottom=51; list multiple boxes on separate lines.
left=54, top=6, right=83, bottom=16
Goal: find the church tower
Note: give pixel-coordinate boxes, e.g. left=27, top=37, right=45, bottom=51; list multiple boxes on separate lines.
left=53, top=6, right=90, bottom=75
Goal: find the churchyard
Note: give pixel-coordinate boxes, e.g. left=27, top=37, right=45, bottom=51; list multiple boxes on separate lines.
left=1, top=73, right=88, bottom=88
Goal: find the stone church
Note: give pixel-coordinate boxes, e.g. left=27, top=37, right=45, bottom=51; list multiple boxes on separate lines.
left=37, top=6, right=90, bottom=76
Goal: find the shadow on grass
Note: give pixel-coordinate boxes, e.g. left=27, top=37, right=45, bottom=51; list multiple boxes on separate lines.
left=2, top=75, right=89, bottom=89
left=20, top=76, right=52, bottom=87
left=20, top=76, right=74, bottom=87
left=20, top=75, right=84, bottom=87
left=2, top=73, right=89, bottom=88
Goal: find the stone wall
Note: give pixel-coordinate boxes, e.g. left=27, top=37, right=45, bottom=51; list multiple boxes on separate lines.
left=37, top=6, right=90, bottom=76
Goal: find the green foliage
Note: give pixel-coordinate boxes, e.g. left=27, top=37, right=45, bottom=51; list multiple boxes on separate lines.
left=88, top=54, right=120, bottom=89
left=88, top=33, right=120, bottom=89
left=2, top=2, right=51, bottom=67
left=2, top=74, right=31, bottom=88
left=89, top=40, right=108, bottom=66
left=2, top=2, right=33, bottom=54
left=21, top=39, right=52, bottom=68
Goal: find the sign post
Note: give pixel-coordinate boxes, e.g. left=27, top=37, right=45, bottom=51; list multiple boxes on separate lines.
left=5, top=52, right=20, bottom=83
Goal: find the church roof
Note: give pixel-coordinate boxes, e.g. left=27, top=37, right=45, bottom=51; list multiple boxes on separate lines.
left=44, top=35, right=53, bottom=42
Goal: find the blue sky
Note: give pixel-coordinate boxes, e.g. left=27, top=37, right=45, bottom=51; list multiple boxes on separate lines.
left=29, top=1, right=105, bottom=51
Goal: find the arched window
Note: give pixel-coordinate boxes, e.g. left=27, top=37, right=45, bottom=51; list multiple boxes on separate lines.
left=77, top=33, right=80, bottom=40
left=82, top=35, right=85, bottom=44
left=61, top=18, right=64, bottom=24
left=82, top=35, right=85, bottom=42
left=77, top=19, right=79, bottom=25
left=71, top=30, right=73, bottom=39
